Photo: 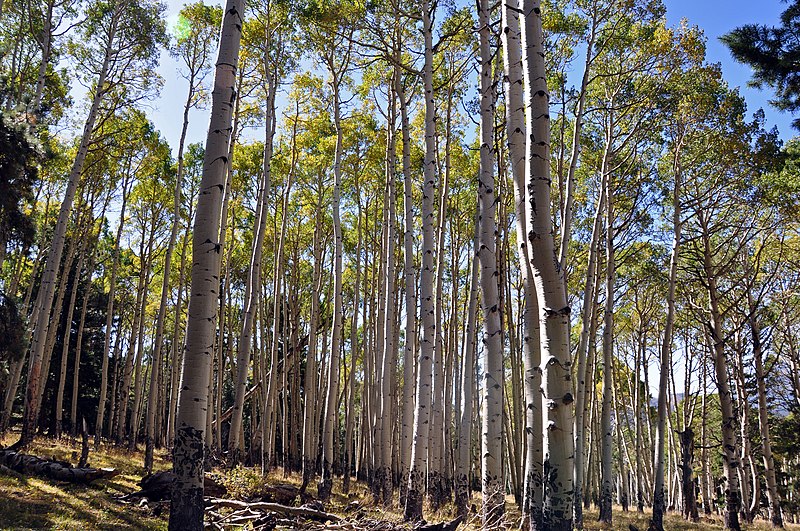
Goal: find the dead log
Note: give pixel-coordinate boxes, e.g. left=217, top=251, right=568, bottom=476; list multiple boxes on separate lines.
left=0, top=449, right=117, bottom=483
left=126, top=470, right=227, bottom=501
left=205, top=497, right=340, bottom=523
left=258, top=483, right=300, bottom=505
left=416, top=515, right=464, bottom=531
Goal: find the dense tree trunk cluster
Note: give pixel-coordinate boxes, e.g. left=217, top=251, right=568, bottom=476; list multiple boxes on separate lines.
left=2, top=1, right=800, bottom=531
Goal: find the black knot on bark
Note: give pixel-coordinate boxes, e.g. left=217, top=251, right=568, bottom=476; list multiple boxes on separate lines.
left=562, top=392, right=574, bottom=405
left=544, top=305, right=571, bottom=317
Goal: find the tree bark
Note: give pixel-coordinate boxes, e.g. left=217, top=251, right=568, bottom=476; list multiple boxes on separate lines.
left=404, top=0, right=437, bottom=522
left=521, top=2, right=574, bottom=529
left=169, top=0, right=244, bottom=527
left=478, top=0, right=504, bottom=523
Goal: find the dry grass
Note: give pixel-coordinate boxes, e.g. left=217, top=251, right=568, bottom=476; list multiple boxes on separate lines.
left=1, top=436, right=798, bottom=531
left=0, top=433, right=169, bottom=530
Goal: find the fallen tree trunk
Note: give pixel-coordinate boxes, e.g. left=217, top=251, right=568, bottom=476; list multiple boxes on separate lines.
left=205, top=497, right=340, bottom=523
left=0, top=449, right=117, bottom=483
left=124, top=470, right=227, bottom=501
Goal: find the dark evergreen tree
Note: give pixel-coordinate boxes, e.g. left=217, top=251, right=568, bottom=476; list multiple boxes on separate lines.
left=0, top=110, right=39, bottom=265
left=723, top=1, right=800, bottom=128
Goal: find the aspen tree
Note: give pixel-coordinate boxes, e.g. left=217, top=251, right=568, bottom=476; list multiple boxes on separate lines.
left=301, top=186, right=324, bottom=493
left=478, top=0, right=503, bottom=523
left=229, top=0, right=293, bottom=462
left=145, top=1, right=219, bottom=473
left=20, top=0, right=119, bottom=447
left=95, top=174, right=132, bottom=447
left=599, top=160, right=615, bottom=523
left=397, top=53, right=417, bottom=510
left=455, top=215, right=479, bottom=516
left=54, top=210, right=90, bottom=438
left=503, top=0, right=544, bottom=526
left=746, top=271, right=784, bottom=528
left=70, top=230, right=101, bottom=437
left=377, top=78, right=398, bottom=506
left=521, top=2, right=574, bottom=528
left=651, top=100, right=683, bottom=531
left=19, top=0, right=166, bottom=447
left=404, top=0, right=437, bottom=521
left=344, top=161, right=362, bottom=494
left=317, top=28, right=353, bottom=504
left=170, top=0, right=244, bottom=526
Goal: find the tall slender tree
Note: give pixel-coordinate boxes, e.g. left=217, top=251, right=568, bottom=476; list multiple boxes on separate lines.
left=169, top=0, right=244, bottom=527
left=521, top=2, right=574, bottom=529
left=19, top=0, right=167, bottom=447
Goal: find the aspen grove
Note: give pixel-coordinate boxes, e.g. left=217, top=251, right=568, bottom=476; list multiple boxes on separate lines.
left=2, top=0, right=800, bottom=530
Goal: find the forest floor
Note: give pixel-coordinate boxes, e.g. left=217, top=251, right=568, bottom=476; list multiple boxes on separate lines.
left=0, top=435, right=797, bottom=530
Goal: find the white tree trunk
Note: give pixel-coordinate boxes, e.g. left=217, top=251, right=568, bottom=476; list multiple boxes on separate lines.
left=398, top=65, right=417, bottom=510
left=652, top=148, right=682, bottom=530
left=521, top=2, right=574, bottom=529
left=455, top=218, right=479, bottom=515
left=747, top=285, right=783, bottom=527
left=404, top=0, right=437, bottom=521
left=228, top=73, right=276, bottom=459
left=599, top=157, right=615, bottom=524
left=318, top=65, right=345, bottom=503
left=170, top=0, right=244, bottom=527
left=95, top=176, right=131, bottom=446
left=478, top=0, right=504, bottom=523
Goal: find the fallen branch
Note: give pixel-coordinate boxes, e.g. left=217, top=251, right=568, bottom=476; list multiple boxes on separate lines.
left=0, top=449, right=117, bottom=483
left=211, top=382, right=261, bottom=428
left=205, top=497, right=340, bottom=523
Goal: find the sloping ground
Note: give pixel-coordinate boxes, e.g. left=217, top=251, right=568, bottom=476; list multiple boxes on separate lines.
left=0, top=435, right=168, bottom=530
left=0, top=435, right=798, bottom=531
left=579, top=508, right=800, bottom=531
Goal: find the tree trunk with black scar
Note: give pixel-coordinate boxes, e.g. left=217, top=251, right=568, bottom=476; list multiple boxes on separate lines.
left=169, top=0, right=244, bottom=528
left=679, top=427, right=699, bottom=521
left=521, top=1, right=574, bottom=529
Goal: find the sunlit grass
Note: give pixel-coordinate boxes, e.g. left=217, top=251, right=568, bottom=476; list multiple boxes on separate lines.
left=0, top=433, right=169, bottom=530
left=1, top=435, right=798, bottom=530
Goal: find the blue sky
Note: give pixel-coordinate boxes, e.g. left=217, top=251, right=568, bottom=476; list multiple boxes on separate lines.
left=664, top=0, right=791, bottom=137
left=150, top=0, right=795, bottom=156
